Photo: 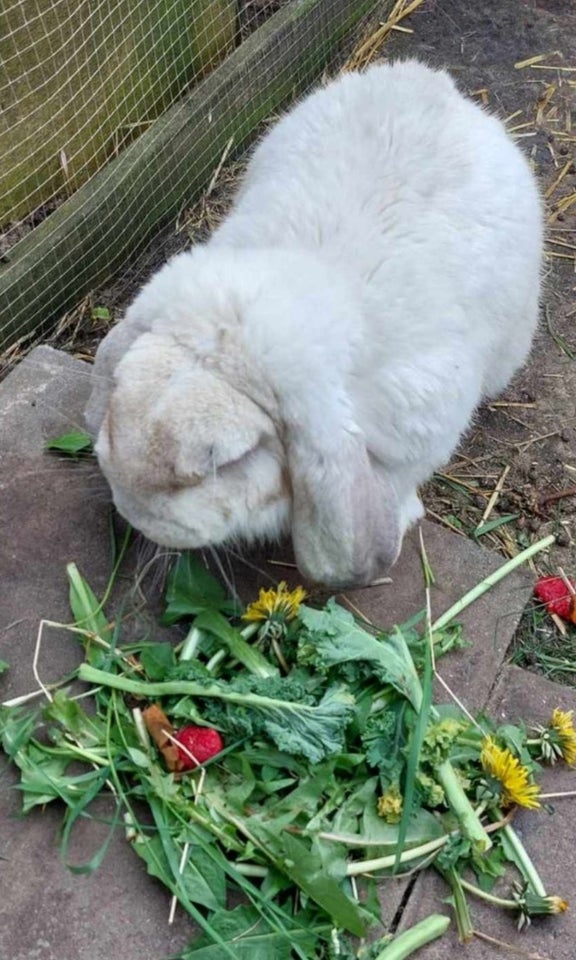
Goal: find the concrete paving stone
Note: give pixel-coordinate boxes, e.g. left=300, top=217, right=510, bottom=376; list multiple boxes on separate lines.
left=0, top=348, right=549, bottom=960
left=397, top=666, right=576, bottom=959
left=0, top=345, right=93, bottom=459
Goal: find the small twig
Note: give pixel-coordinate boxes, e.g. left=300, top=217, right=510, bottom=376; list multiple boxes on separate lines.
left=557, top=566, right=576, bottom=595
left=205, top=136, right=234, bottom=198
left=338, top=594, right=374, bottom=625
left=478, top=464, right=510, bottom=526
left=168, top=766, right=206, bottom=924
left=518, top=430, right=560, bottom=451
left=434, top=672, right=486, bottom=734
left=473, top=929, right=552, bottom=960
left=539, top=790, right=576, bottom=799
left=425, top=508, right=466, bottom=537
left=489, top=401, right=537, bottom=409
left=540, top=484, right=576, bottom=507
left=32, top=620, right=55, bottom=704
left=551, top=612, right=568, bottom=636
left=161, top=729, right=201, bottom=772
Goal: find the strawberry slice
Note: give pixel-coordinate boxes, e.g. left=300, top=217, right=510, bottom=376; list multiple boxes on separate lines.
left=534, top=576, right=576, bottom=623
left=173, top=726, right=224, bottom=771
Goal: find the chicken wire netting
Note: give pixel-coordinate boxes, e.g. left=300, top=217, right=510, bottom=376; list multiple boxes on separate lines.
left=0, top=0, right=388, bottom=352
left=1, top=0, right=241, bottom=240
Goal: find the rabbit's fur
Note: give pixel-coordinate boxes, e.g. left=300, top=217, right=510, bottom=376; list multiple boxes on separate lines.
left=86, top=60, right=543, bottom=587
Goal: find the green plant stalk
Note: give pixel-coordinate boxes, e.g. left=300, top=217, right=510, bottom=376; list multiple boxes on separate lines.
left=439, top=868, right=474, bottom=942
left=435, top=760, right=492, bottom=852
left=234, top=862, right=269, bottom=877
left=346, top=834, right=450, bottom=877
left=503, top=824, right=547, bottom=897
left=194, top=610, right=277, bottom=678
left=179, top=625, right=203, bottom=661
left=78, top=665, right=324, bottom=717
left=458, top=877, right=517, bottom=910
left=374, top=914, right=451, bottom=959
left=430, top=534, right=555, bottom=633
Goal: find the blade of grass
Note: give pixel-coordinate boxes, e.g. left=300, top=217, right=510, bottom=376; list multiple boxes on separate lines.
left=394, top=634, right=432, bottom=873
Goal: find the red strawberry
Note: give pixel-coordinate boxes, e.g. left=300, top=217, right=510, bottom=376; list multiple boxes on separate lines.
left=173, top=726, right=224, bottom=771
left=534, top=576, right=576, bottom=622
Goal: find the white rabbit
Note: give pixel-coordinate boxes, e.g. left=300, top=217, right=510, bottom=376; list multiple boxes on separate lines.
left=86, top=59, right=543, bottom=587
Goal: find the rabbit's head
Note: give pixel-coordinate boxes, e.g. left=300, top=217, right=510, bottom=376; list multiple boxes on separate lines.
left=87, top=324, right=290, bottom=551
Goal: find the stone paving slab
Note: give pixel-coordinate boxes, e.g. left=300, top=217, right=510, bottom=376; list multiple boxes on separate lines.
left=397, top=666, right=576, bottom=958
left=0, top=347, right=549, bottom=959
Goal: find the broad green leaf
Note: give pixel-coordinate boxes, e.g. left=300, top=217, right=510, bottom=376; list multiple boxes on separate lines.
left=299, top=601, right=423, bottom=710
left=253, top=827, right=369, bottom=937
left=183, top=905, right=323, bottom=960
left=126, top=747, right=151, bottom=769
left=140, top=642, right=177, bottom=680
left=162, top=553, right=236, bottom=625
left=45, top=430, right=93, bottom=455
left=148, top=797, right=229, bottom=913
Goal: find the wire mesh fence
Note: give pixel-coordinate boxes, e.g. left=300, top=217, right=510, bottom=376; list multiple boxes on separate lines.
left=0, top=0, right=401, bottom=355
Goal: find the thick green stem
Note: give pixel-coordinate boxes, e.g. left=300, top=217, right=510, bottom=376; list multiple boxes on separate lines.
left=440, top=868, right=474, bottom=943
left=436, top=760, right=492, bottom=852
left=430, top=535, right=555, bottom=633
left=77, top=665, right=318, bottom=717
left=179, top=625, right=203, bottom=661
left=374, top=915, right=451, bottom=959
left=503, top=824, right=546, bottom=897
left=194, top=611, right=277, bottom=678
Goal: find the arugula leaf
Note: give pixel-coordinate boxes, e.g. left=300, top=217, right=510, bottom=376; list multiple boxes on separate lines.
left=45, top=430, right=93, bottom=455
left=162, top=553, right=237, bottom=625
left=0, top=659, right=9, bottom=674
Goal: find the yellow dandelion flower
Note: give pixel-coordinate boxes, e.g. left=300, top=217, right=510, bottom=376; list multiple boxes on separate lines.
left=377, top=784, right=403, bottom=824
left=242, top=581, right=307, bottom=623
left=480, top=737, right=541, bottom=810
left=550, top=709, right=576, bottom=766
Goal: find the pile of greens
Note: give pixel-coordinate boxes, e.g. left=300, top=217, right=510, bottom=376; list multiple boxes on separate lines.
left=0, top=537, right=571, bottom=959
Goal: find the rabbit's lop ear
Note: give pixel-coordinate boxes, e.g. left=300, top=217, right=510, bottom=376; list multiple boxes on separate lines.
left=85, top=317, right=149, bottom=436
left=287, top=429, right=402, bottom=588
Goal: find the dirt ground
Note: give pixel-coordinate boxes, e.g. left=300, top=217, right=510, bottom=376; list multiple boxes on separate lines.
left=5, top=0, right=576, bottom=575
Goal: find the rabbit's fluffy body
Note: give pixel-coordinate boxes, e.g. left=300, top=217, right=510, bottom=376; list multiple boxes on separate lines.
left=86, top=61, right=543, bottom=586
